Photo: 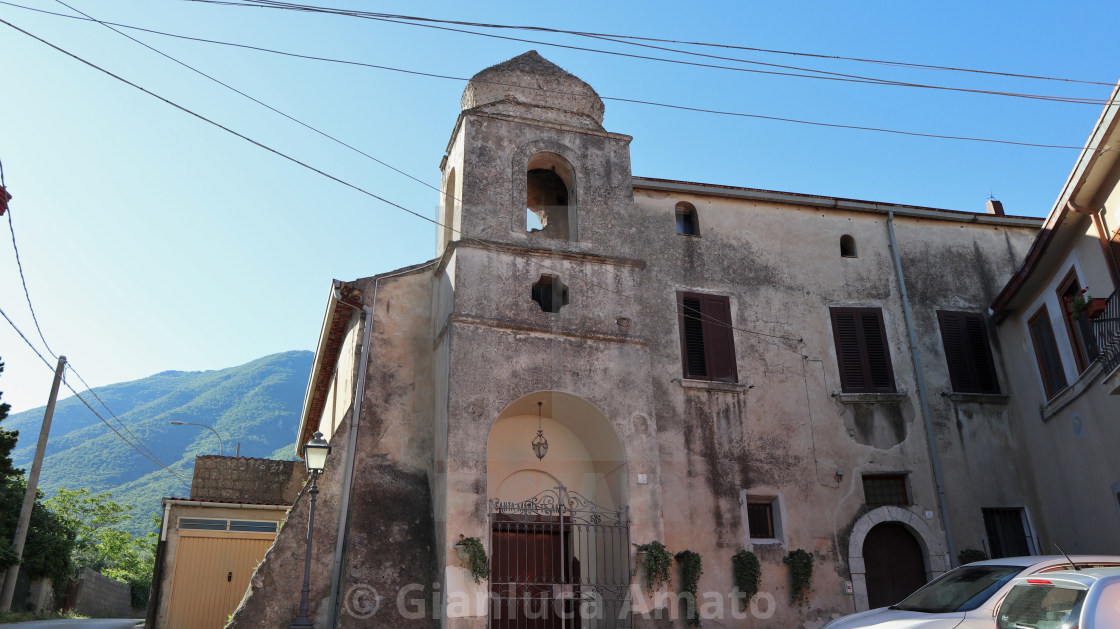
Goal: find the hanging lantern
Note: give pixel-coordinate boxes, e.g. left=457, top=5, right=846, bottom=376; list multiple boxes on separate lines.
left=531, top=401, right=549, bottom=460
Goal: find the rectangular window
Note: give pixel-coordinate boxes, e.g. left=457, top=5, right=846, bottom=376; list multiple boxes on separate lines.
left=983, top=507, right=1033, bottom=558
left=746, top=502, right=775, bottom=539
left=1028, top=306, right=1068, bottom=399
left=677, top=292, right=737, bottom=382
left=179, top=518, right=279, bottom=533
left=937, top=311, right=1000, bottom=394
left=862, top=474, right=909, bottom=507
left=1057, top=269, right=1099, bottom=372
left=829, top=307, right=896, bottom=393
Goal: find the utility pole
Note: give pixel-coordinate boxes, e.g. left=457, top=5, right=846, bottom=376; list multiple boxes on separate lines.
left=0, top=355, right=65, bottom=612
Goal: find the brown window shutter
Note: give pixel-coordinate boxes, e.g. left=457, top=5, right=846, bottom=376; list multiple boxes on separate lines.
left=831, top=309, right=866, bottom=391
left=963, top=315, right=1000, bottom=394
left=677, top=292, right=737, bottom=382
left=938, top=312, right=975, bottom=392
left=937, top=311, right=1000, bottom=395
left=1029, top=308, right=1068, bottom=399
left=700, top=294, right=737, bottom=383
left=679, top=295, right=707, bottom=378
left=830, top=307, right=895, bottom=393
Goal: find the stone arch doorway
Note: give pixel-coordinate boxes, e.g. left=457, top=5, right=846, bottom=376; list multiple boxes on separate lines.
left=847, top=506, right=949, bottom=612
left=864, top=522, right=927, bottom=609
left=487, top=391, right=630, bottom=628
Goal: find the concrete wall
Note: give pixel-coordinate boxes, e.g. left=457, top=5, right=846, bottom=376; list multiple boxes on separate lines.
left=190, top=456, right=303, bottom=504
left=70, top=567, right=130, bottom=618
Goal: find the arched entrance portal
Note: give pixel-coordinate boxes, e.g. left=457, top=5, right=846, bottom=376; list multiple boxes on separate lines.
left=487, top=392, right=630, bottom=628
left=864, top=522, right=928, bottom=609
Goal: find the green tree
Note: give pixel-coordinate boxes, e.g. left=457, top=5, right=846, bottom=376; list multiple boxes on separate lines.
left=0, top=478, right=76, bottom=586
left=46, top=488, right=157, bottom=608
left=0, top=357, right=18, bottom=478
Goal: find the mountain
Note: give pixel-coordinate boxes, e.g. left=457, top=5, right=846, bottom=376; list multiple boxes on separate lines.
left=6, top=351, right=312, bottom=537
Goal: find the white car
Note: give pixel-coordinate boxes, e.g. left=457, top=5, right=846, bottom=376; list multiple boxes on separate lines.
left=823, top=556, right=1120, bottom=629
left=996, top=567, right=1120, bottom=629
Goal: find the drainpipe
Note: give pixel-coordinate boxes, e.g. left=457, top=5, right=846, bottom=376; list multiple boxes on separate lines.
left=886, top=210, right=958, bottom=567
left=326, top=294, right=372, bottom=629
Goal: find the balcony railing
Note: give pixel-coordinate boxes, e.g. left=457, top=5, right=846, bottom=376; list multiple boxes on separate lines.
left=1093, top=287, right=1120, bottom=375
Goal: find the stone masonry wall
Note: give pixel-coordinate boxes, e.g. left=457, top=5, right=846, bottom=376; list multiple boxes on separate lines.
left=190, top=456, right=303, bottom=503
left=71, top=567, right=131, bottom=617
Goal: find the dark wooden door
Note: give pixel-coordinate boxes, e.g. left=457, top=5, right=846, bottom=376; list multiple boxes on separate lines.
left=490, top=518, right=564, bottom=629
left=864, top=522, right=927, bottom=609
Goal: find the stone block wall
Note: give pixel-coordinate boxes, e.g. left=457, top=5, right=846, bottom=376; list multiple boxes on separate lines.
left=71, top=567, right=130, bottom=617
left=190, top=456, right=303, bottom=503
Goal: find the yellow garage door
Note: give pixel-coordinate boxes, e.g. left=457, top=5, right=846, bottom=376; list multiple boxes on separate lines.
left=165, top=533, right=275, bottom=629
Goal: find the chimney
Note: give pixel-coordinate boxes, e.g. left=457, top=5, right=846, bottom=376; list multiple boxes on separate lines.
left=986, top=199, right=1005, bottom=216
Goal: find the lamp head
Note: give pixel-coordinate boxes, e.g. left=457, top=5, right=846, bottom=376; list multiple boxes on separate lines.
left=303, top=431, right=331, bottom=474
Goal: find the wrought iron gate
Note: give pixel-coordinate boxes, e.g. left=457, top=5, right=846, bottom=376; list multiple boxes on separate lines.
left=489, top=485, right=632, bottom=628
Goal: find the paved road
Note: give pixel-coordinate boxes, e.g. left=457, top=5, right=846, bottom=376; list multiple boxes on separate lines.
left=3, top=620, right=141, bottom=628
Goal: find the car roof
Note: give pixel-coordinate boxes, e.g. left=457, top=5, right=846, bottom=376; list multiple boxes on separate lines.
left=1008, top=567, right=1120, bottom=588
left=965, top=555, right=1120, bottom=568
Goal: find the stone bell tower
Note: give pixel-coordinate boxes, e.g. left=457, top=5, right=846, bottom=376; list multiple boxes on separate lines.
left=436, top=50, right=637, bottom=256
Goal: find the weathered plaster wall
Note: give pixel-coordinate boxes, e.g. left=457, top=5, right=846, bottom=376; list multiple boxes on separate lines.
left=227, top=419, right=346, bottom=629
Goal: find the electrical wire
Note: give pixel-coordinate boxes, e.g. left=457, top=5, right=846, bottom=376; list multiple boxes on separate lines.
left=35, top=1, right=801, bottom=347
left=225, top=1, right=1112, bottom=88
left=185, top=0, right=1111, bottom=106
left=2, top=160, right=56, bottom=358
left=2, top=2, right=1111, bottom=153
left=0, top=15, right=806, bottom=350
left=2, top=150, right=176, bottom=471
left=0, top=304, right=190, bottom=482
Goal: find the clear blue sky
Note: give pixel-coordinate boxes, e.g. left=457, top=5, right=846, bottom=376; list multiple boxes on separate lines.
left=1, top=0, right=1118, bottom=413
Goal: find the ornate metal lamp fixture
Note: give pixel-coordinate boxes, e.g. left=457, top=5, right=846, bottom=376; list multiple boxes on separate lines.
left=531, top=401, right=549, bottom=460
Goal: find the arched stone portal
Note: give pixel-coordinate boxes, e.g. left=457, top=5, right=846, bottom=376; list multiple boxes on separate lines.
left=847, top=506, right=948, bottom=612
left=487, top=392, right=630, bottom=628
left=488, top=391, right=627, bottom=509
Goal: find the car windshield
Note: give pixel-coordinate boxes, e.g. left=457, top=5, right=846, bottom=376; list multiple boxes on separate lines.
left=894, top=565, right=1024, bottom=613
left=996, top=583, right=1086, bottom=629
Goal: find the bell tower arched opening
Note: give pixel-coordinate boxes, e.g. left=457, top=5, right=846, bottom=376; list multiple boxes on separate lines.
left=525, top=153, right=576, bottom=241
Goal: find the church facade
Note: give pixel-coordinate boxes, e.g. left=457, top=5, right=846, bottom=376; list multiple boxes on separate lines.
left=229, top=51, right=1052, bottom=629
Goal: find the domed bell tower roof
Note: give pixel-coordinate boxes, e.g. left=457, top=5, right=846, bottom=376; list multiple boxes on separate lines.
left=460, top=51, right=605, bottom=127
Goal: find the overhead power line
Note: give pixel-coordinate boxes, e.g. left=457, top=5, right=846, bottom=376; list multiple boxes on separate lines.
left=0, top=4, right=1109, bottom=154
left=2, top=149, right=177, bottom=473
left=223, top=0, right=1113, bottom=88
left=184, top=0, right=1111, bottom=106
left=0, top=305, right=189, bottom=482
left=0, top=16, right=806, bottom=350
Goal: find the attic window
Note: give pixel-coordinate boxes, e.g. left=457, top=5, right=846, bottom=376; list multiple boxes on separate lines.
left=531, top=275, right=569, bottom=313
left=525, top=153, right=574, bottom=241
left=675, top=202, right=698, bottom=236
left=840, top=235, right=857, bottom=258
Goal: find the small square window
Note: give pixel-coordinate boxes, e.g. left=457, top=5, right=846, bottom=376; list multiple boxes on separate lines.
left=746, top=501, right=775, bottom=539
left=862, top=474, right=909, bottom=507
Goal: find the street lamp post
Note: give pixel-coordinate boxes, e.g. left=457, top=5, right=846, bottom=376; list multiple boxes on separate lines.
left=289, top=431, right=331, bottom=629
left=169, top=421, right=224, bottom=456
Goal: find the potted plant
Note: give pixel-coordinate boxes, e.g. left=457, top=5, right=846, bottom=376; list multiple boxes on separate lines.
left=633, top=541, right=673, bottom=594
left=1087, top=296, right=1109, bottom=320
left=453, top=534, right=490, bottom=584
left=1064, top=288, right=1106, bottom=321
